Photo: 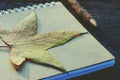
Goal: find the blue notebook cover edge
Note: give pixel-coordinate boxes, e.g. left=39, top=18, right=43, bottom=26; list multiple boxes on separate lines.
left=43, top=60, right=115, bottom=80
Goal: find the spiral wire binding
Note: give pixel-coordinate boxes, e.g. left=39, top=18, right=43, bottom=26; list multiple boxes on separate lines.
left=0, top=1, right=56, bottom=16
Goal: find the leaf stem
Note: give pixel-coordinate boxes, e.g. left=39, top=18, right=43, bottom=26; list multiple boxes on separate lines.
left=73, top=32, right=88, bottom=38
left=0, top=46, right=9, bottom=49
left=0, top=37, right=11, bottom=48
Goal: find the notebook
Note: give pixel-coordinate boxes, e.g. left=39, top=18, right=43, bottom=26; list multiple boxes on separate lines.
left=0, top=1, right=115, bottom=80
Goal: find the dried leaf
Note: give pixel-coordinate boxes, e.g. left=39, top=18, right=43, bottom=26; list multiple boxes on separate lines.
left=0, top=29, right=10, bottom=37
left=10, top=47, right=26, bottom=70
left=12, top=11, right=37, bottom=37
left=14, top=31, right=81, bottom=50
left=1, top=11, right=37, bottom=45
left=0, top=11, right=87, bottom=72
left=21, top=47, right=65, bottom=71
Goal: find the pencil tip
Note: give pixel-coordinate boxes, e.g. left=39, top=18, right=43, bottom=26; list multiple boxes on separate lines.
left=90, top=18, right=97, bottom=27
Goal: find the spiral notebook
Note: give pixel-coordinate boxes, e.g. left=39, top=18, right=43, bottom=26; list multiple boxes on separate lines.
left=0, top=1, right=115, bottom=80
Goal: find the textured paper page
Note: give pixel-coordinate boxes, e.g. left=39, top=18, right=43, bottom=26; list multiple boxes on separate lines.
left=0, top=2, right=114, bottom=80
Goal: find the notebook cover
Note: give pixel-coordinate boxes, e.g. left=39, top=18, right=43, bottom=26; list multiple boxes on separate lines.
left=0, top=2, right=114, bottom=80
